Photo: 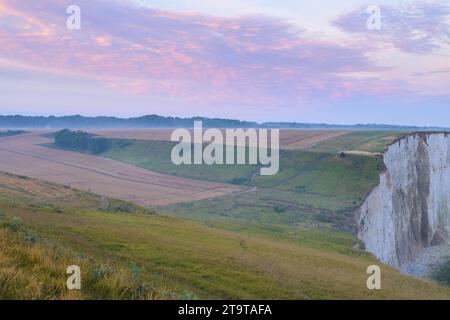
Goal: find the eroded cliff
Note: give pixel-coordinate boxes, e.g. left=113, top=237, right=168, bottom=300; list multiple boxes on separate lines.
left=356, top=132, right=450, bottom=268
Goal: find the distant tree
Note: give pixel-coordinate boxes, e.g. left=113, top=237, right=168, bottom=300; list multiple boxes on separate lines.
left=89, top=137, right=111, bottom=154
left=0, top=130, right=26, bottom=137
left=54, top=129, right=111, bottom=154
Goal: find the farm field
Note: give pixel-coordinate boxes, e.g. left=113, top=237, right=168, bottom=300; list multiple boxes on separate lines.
left=5, top=128, right=446, bottom=299
left=1, top=172, right=449, bottom=299
left=310, top=131, right=406, bottom=154
left=0, top=132, right=241, bottom=206
left=47, top=130, right=396, bottom=231
left=77, top=132, right=386, bottom=188
left=92, top=128, right=351, bottom=150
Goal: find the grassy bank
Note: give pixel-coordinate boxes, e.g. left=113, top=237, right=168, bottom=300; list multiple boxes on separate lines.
left=309, top=131, right=405, bottom=154
left=0, top=219, right=169, bottom=300
left=0, top=173, right=449, bottom=299
left=84, top=138, right=384, bottom=230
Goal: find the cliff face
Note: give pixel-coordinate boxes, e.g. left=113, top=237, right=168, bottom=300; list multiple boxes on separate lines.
left=357, top=133, right=450, bottom=268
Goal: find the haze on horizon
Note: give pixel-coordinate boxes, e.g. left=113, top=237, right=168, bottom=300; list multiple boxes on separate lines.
left=0, top=0, right=449, bottom=126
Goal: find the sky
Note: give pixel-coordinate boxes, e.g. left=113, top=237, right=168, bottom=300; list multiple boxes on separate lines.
left=0, top=0, right=449, bottom=125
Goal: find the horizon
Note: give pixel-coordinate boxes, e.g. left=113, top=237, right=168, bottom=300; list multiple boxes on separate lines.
left=0, top=0, right=449, bottom=126
left=0, top=113, right=448, bottom=129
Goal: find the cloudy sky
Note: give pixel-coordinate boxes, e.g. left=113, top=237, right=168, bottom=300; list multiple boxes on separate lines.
left=0, top=0, right=449, bottom=125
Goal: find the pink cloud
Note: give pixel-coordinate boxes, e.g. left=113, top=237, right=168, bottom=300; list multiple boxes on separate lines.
left=95, top=36, right=112, bottom=47
left=334, top=2, right=450, bottom=54
left=0, top=0, right=418, bottom=105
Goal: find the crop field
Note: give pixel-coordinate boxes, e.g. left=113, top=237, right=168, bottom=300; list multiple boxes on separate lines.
left=310, top=131, right=406, bottom=154
left=45, top=130, right=393, bottom=231
left=1, top=172, right=449, bottom=299
left=92, top=129, right=350, bottom=150
left=0, top=132, right=241, bottom=206
left=82, top=135, right=384, bottom=225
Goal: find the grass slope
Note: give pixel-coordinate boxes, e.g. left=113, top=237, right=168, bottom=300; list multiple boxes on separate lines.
left=99, top=139, right=383, bottom=201
left=86, top=138, right=384, bottom=230
left=0, top=227, right=165, bottom=300
left=310, top=131, right=406, bottom=153
left=102, top=139, right=258, bottom=185
left=48, top=131, right=393, bottom=202
left=0, top=173, right=449, bottom=299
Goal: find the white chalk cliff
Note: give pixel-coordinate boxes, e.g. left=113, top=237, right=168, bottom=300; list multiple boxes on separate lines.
left=357, top=133, right=450, bottom=268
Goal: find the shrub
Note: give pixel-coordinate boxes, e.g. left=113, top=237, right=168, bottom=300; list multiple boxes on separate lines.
left=274, top=206, right=286, bottom=213
left=230, top=177, right=247, bottom=185
left=94, top=264, right=114, bottom=279
left=180, top=290, right=198, bottom=300
left=7, top=216, right=22, bottom=232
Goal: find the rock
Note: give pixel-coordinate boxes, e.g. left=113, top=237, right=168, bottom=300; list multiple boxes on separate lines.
left=356, top=133, right=450, bottom=268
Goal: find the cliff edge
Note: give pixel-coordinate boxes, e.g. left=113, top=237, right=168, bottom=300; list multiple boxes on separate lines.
left=356, top=132, right=450, bottom=269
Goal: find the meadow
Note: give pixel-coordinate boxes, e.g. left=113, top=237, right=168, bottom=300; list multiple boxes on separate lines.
left=90, top=134, right=386, bottom=231
left=309, top=131, right=406, bottom=154
left=1, top=172, right=449, bottom=299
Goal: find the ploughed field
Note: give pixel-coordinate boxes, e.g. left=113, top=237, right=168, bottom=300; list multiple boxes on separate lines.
left=0, top=132, right=241, bottom=206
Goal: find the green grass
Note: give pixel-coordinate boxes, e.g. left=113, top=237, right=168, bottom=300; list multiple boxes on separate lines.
left=310, top=131, right=407, bottom=153
left=160, top=187, right=357, bottom=234
left=255, top=150, right=383, bottom=200
left=0, top=219, right=171, bottom=300
left=31, top=132, right=450, bottom=298
left=48, top=134, right=386, bottom=230
left=102, top=140, right=258, bottom=185
left=432, top=258, right=450, bottom=287
left=159, top=150, right=383, bottom=231
left=94, top=139, right=383, bottom=203
left=47, top=132, right=393, bottom=198
left=1, top=173, right=449, bottom=299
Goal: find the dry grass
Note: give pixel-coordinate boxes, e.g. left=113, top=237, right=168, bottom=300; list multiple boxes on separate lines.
left=0, top=172, right=74, bottom=199
left=0, top=227, right=173, bottom=300
left=279, top=130, right=350, bottom=150
left=7, top=207, right=450, bottom=300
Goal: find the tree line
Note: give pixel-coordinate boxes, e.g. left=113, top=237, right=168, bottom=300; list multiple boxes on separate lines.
left=54, top=129, right=111, bottom=154
left=1, top=114, right=445, bottom=130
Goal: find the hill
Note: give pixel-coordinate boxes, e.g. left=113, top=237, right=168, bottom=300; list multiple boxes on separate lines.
left=1, top=172, right=449, bottom=299
left=51, top=131, right=394, bottom=230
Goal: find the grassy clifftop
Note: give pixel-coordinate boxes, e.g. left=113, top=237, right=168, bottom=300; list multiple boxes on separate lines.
left=310, top=131, right=406, bottom=154
left=0, top=227, right=165, bottom=299
left=0, top=173, right=449, bottom=299
left=0, top=173, right=170, bottom=299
